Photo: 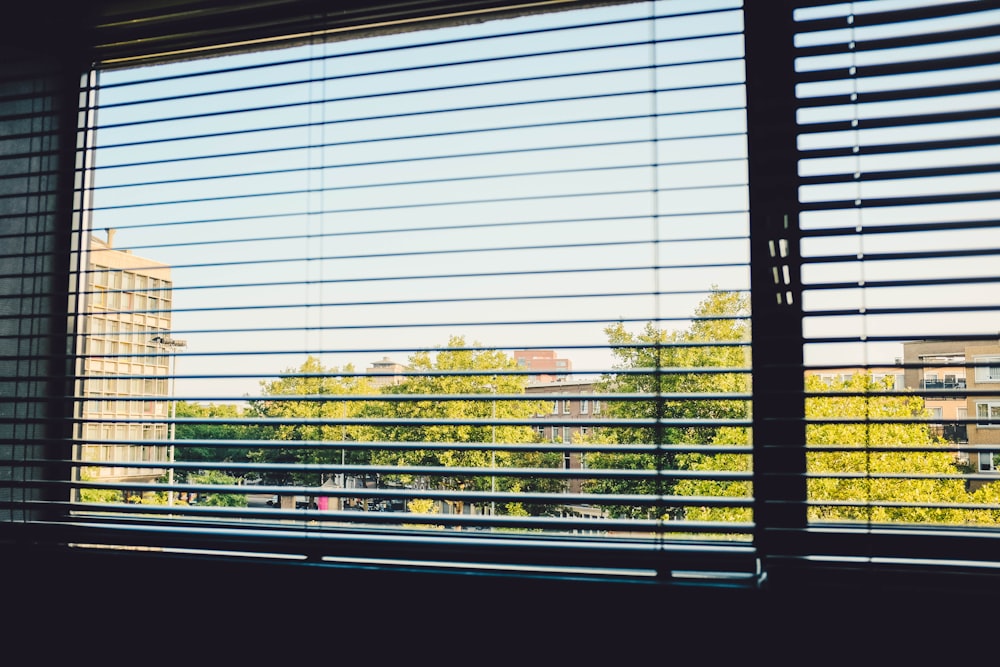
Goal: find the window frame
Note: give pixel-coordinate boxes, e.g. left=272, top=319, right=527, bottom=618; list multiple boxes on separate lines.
left=976, top=402, right=1000, bottom=429
left=5, top=0, right=1000, bottom=591
left=974, top=357, right=1000, bottom=384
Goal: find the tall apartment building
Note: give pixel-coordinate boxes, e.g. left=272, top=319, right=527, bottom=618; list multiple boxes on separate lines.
left=959, top=341, right=1000, bottom=475
left=901, top=340, right=971, bottom=454
left=900, top=339, right=1000, bottom=474
left=78, top=232, right=174, bottom=484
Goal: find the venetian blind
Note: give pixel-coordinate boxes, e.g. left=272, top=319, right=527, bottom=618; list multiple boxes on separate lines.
left=53, top=0, right=755, bottom=579
left=793, top=0, right=1000, bottom=570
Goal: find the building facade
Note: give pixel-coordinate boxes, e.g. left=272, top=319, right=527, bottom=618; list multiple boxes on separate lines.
left=900, top=339, right=1000, bottom=474
left=963, top=342, right=1000, bottom=474
left=365, top=356, right=408, bottom=388
left=525, top=379, right=604, bottom=492
left=78, top=232, right=174, bottom=484
left=514, top=349, right=572, bottom=383
left=900, top=340, right=971, bottom=456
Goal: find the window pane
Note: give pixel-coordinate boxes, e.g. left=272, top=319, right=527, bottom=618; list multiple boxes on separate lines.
left=69, top=0, right=753, bottom=573
left=797, top=1, right=1000, bottom=528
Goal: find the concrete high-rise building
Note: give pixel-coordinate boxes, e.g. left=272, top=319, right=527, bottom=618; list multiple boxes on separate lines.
left=77, top=231, right=175, bottom=484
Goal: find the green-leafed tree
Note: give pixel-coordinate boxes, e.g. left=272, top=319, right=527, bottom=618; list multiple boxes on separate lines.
left=675, top=374, right=1000, bottom=526
left=188, top=469, right=248, bottom=507
left=584, top=289, right=751, bottom=518
left=174, top=401, right=254, bottom=481
left=804, top=373, right=968, bottom=524
left=672, top=425, right=752, bottom=525
left=368, top=336, right=562, bottom=515
left=247, top=356, right=379, bottom=486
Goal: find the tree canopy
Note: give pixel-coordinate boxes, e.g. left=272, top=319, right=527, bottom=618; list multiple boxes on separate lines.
left=584, top=289, right=751, bottom=518
left=188, top=469, right=248, bottom=507
left=675, top=374, right=1000, bottom=526
left=243, top=342, right=563, bottom=515
left=368, top=336, right=562, bottom=516
left=247, top=356, right=379, bottom=485
left=174, top=401, right=254, bottom=481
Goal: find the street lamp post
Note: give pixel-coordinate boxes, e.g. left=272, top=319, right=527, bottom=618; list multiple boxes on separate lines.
left=151, top=335, right=186, bottom=506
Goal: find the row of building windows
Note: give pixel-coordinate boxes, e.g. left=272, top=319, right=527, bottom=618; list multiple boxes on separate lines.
left=90, top=316, right=169, bottom=338
left=87, top=339, right=175, bottom=365
left=85, top=444, right=166, bottom=463
left=549, top=399, right=601, bottom=415
left=91, top=265, right=172, bottom=295
left=85, top=373, right=168, bottom=396
left=536, top=425, right=590, bottom=443
left=90, top=287, right=171, bottom=314
left=82, top=422, right=169, bottom=442
left=83, top=397, right=167, bottom=416
left=90, top=265, right=172, bottom=315
left=811, top=358, right=1000, bottom=390
left=87, top=318, right=172, bottom=366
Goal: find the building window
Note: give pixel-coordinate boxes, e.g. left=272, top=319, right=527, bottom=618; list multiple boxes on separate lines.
left=580, top=399, right=589, bottom=415
left=562, top=400, right=571, bottom=415
left=980, top=451, right=995, bottom=473
left=976, top=402, right=1000, bottom=428
left=975, top=357, right=1000, bottom=383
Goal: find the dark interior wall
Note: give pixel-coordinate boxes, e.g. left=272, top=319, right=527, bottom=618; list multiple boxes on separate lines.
left=0, top=36, right=85, bottom=524
left=3, top=544, right=995, bottom=662
left=1, top=546, right=774, bottom=659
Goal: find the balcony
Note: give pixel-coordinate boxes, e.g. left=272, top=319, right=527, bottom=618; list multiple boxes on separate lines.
left=933, top=422, right=969, bottom=444
left=922, top=379, right=967, bottom=391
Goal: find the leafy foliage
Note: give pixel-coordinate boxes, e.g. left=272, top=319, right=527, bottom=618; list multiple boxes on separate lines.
left=247, top=356, right=379, bottom=485
left=368, top=336, right=563, bottom=515
left=584, top=290, right=751, bottom=518
left=174, top=401, right=254, bottom=481
left=78, top=485, right=123, bottom=504
left=805, top=374, right=969, bottom=524
left=188, top=469, right=248, bottom=507
left=675, top=374, right=1000, bottom=526
left=244, top=345, right=564, bottom=515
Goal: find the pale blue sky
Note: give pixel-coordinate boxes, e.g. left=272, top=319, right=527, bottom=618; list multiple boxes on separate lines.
left=795, top=1, right=1000, bottom=369
left=86, top=0, right=750, bottom=401
left=82, top=0, right=1000, bottom=400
